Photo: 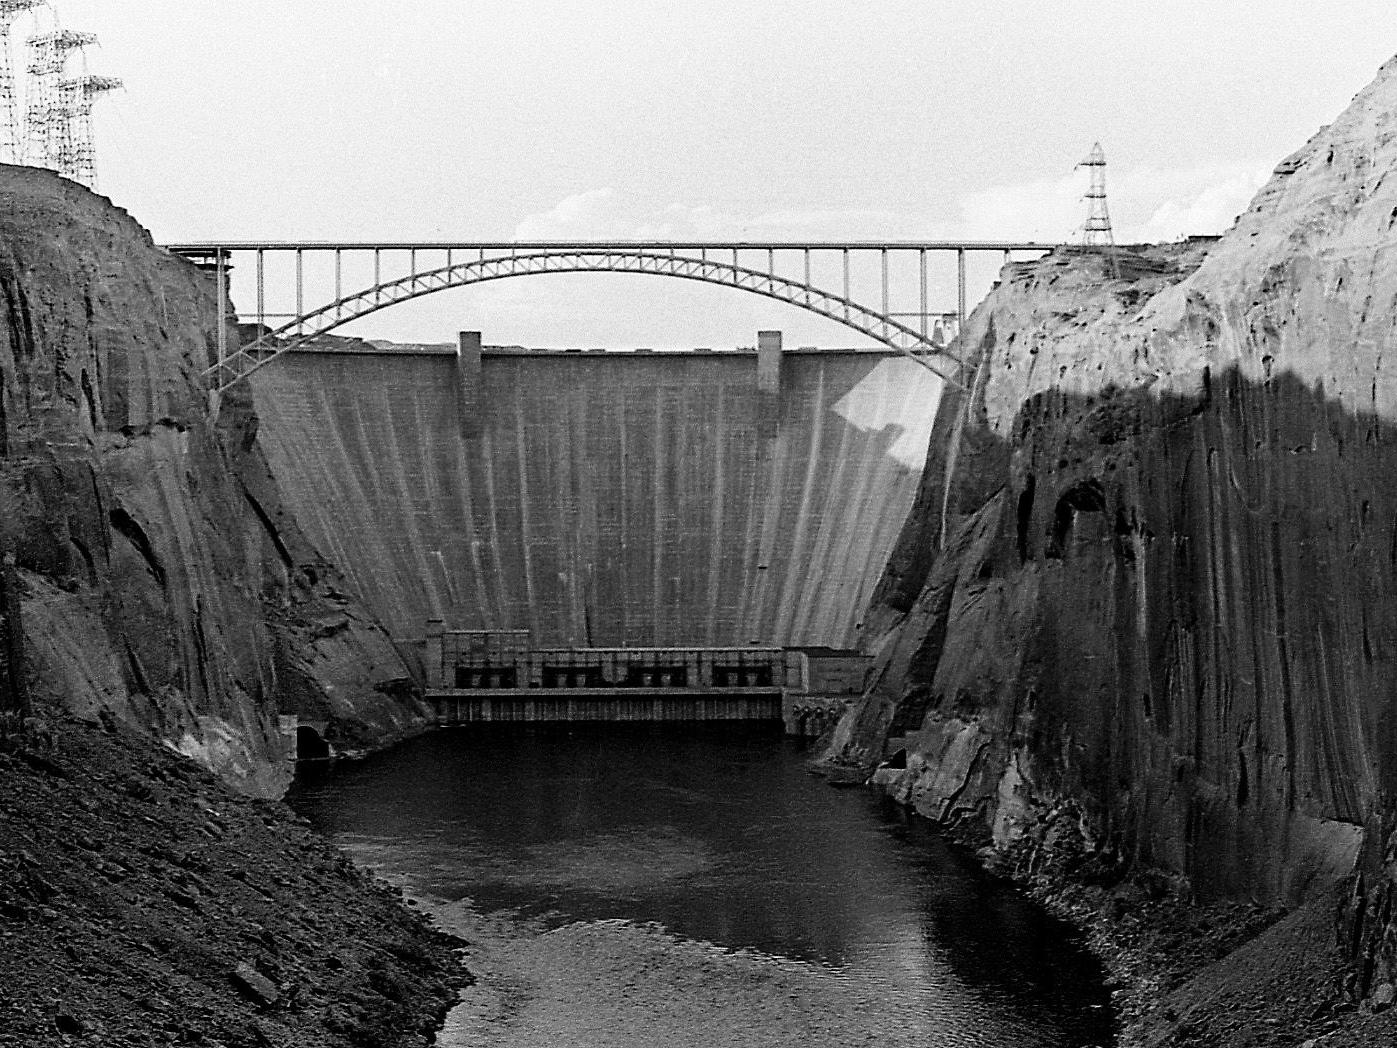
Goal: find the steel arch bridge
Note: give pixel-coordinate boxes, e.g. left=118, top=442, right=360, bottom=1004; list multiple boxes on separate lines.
left=164, top=240, right=1055, bottom=393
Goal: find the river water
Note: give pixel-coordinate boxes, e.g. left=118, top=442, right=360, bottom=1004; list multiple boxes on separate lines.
left=289, top=723, right=1114, bottom=1047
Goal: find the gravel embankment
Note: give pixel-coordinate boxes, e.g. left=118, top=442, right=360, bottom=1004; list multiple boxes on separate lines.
left=0, top=717, right=466, bottom=1047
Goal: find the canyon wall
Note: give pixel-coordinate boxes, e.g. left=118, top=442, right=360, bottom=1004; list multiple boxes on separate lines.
left=0, top=165, right=426, bottom=794
left=249, top=345, right=939, bottom=651
left=834, top=55, right=1397, bottom=920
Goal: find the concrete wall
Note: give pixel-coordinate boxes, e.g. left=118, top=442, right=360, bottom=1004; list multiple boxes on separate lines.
left=800, top=651, right=872, bottom=695
left=249, top=342, right=941, bottom=650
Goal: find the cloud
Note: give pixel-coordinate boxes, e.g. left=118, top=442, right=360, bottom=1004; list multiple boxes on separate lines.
left=468, top=169, right=1273, bottom=347
left=515, top=164, right=1269, bottom=252
left=514, top=191, right=745, bottom=240
left=1126, top=168, right=1268, bottom=243
left=956, top=174, right=1084, bottom=242
left=514, top=191, right=904, bottom=242
left=957, top=163, right=1271, bottom=244
left=512, top=187, right=630, bottom=239
left=742, top=207, right=904, bottom=238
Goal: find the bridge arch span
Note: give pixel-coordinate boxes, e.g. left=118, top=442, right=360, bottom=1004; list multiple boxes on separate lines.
left=200, top=249, right=970, bottom=392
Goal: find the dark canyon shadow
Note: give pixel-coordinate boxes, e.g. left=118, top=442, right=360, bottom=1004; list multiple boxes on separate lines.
left=847, top=362, right=1397, bottom=921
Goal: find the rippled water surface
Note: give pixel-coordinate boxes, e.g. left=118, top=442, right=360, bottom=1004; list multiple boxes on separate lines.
left=290, top=723, right=1113, bottom=1047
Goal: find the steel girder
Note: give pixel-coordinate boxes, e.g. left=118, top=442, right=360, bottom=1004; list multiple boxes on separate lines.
left=199, top=249, right=973, bottom=393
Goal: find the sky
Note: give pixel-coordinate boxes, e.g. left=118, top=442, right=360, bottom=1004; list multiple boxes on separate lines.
left=18, top=1, right=1397, bottom=348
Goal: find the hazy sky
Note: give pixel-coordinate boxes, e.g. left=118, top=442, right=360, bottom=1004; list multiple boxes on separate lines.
left=26, top=2, right=1397, bottom=347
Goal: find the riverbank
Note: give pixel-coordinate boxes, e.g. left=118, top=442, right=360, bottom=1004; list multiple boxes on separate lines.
left=1039, top=877, right=1397, bottom=1048
left=8, top=706, right=1382, bottom=1048
left=0, top=715, right=466, bottom=1047
left=889, top=787, right=1397, bottom=1047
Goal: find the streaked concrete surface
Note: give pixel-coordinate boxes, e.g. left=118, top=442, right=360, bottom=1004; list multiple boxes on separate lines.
left=250, top=344, right=940, bottom=648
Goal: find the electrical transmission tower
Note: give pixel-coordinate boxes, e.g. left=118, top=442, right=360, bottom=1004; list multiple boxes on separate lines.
left=25, top=29, right=95, bottom=172
left=58, top=73, right=120, bottom=187
left=0, top=1, right=43, bottom=164
left=1076, top=142, right=1119, bottom=276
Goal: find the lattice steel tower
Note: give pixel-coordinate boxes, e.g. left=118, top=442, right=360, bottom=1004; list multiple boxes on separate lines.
left=0, top=1, right=43, bottom=164
left=1077, top=142, right=1116, bottom=247
left=57, top=73, right=120, bottom=187
left=24, top=29, right=95, bottom=171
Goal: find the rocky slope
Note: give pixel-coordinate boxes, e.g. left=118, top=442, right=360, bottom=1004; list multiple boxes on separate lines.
left=0, top=165, right=430, bottom=795
left=830, top=52, right=1397, bottom=1016
left=0, top=716, right=460, bottom=1047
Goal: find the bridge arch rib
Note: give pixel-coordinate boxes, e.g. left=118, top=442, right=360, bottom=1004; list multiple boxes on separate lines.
left=201, top=249, right=970, bottom=392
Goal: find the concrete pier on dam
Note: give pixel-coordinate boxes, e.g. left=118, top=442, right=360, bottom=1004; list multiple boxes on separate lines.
left=248, top=332, right=943, bottom=669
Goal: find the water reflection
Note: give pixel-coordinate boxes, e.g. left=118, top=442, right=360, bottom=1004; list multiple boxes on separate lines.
left=290, top=723, right=1113, bottom=1046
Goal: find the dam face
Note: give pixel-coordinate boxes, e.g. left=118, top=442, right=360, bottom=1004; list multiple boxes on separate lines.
left=249, top=337, right=940, bottom=651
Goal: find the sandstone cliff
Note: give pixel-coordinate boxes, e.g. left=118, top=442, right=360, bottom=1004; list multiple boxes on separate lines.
left=0, top=166, right=427, bottom=795
left=835, top=51, right=1397, bottom=947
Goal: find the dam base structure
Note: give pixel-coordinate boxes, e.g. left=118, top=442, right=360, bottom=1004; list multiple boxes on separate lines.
left=424, top=626, right=869, bottom=735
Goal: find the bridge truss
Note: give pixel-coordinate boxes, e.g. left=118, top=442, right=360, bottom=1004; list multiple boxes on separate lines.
left=163, top=240, right=1054, bottom=393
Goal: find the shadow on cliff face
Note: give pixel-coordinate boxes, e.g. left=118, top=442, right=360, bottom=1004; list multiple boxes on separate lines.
left=831, top=362, right=1397, bottom=909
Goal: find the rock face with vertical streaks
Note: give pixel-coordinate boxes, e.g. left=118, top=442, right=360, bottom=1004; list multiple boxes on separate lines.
left=0, top=165, right=425, bottom=795
left=831, top=52, right=1397, bottom=972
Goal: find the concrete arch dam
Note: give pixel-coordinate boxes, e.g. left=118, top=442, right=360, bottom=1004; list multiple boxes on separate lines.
left=248, top=333, right=941, bottom=654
